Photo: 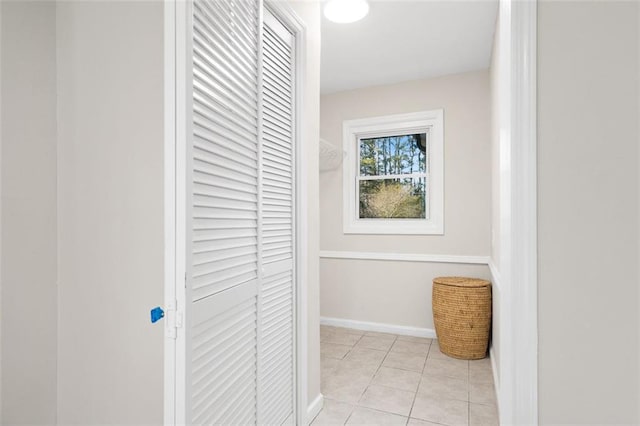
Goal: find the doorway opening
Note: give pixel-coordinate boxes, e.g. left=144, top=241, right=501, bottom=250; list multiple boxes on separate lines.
left=315, top=1, right=537, bottom=425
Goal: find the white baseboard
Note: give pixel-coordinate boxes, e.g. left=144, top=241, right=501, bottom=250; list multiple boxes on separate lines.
left=489, top=345, right=500, bottom=412
left=306, top=393, right=324, bottom=425
left=320, top=316, right=437, bottom=339
left=488, top=261, right=502, bottom=422
left=488, top=259, right=502, bottom=422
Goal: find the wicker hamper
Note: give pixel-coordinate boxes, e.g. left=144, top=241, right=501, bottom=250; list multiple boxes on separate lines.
left=432, top=276, right=492, bottom=360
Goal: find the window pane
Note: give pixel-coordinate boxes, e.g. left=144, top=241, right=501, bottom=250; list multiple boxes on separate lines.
left=359, top=178, right=426, bottom=219
left=359, top=133, right=427, bottom=176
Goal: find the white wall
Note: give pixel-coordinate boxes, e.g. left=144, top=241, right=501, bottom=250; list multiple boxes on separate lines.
left=538, top=1, right=639, bottom=423
left=0, top=2, right=58, bottom=423
left=0, top=2, right=319, bottom=423
left=56, top=1, right=164, bottom=423
left=287, top=0, right=322, bottom=417
left=488, top=10, right=501, bottom=385
left=320, top=71, right=492, bottom=331
left=1, top=2, right=3, bottom=413
left=489, top=17, right=501, bottom=273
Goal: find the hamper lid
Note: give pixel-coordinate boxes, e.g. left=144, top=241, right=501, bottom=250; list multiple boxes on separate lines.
left=433, top=276, right=491, bottom=288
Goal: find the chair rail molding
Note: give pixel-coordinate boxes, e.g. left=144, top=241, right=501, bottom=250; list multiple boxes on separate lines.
left=319, top=250, right=490, bottom=265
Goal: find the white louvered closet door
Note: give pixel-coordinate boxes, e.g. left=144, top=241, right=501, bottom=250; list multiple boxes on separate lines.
left=186, top=0, right=261, bottom=424
left=179, top=0, right=297, bottom=425
left=258, top=9, right=296, bottom=426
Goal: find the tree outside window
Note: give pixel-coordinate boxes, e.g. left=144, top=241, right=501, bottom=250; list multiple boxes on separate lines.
left=358, top=133, right=428, bottom=219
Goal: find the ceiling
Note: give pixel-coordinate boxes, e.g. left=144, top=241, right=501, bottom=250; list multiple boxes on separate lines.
left=321, top=0, right=499, bottom=94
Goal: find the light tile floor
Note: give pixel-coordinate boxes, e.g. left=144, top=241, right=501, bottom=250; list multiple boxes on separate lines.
left=312, top=325, right=499, bottom=426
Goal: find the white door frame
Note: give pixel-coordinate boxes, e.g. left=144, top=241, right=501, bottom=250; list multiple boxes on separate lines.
left=510, top=1, right=538, bottom=423
left=162, top=0, right=308, bottom=424
left=163, top=0, right=177, bottom=422
left=492, top=0, right=538, bottom=424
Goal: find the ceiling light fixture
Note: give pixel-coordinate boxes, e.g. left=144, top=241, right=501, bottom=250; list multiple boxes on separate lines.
left=324, top=0, right=369, bottom=24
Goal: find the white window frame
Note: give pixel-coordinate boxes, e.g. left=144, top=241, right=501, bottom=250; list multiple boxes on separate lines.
left=342, top=110, right=444, bottom=235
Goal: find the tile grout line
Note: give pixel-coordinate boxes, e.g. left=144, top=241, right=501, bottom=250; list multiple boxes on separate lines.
left=327, top=329, right=392, bottom=425
left=321, top=327, right=496, bottom=425
left=344, top=331, right=397, bottom=425
left=321, top=327, right=366, bottom=426
left=355, top=334, right=397, bottom=408
left=366, top=333, right=432, bottom=423
left=411, top=342, right=477, bottom=426
left=406, top=339, right=431, bottom=424
left=372, top=335, right=434, bottom=422
left=351, top=331, right=429, bottom=422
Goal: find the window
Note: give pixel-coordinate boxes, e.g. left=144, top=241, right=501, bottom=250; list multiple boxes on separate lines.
left=358, top=133, right=427, bottom=219
left=342, top=110, right=444, bottom=234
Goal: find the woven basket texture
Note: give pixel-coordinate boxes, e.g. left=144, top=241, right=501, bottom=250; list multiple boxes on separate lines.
left=432, top=276, right=492, bottom=360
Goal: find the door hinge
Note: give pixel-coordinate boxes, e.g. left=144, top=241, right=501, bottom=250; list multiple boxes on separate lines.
left=165, top=301, right=184, bottom=340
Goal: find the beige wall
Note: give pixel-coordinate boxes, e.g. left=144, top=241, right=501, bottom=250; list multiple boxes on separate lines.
left=287, top=0, right=322, bottom=415
left=0, top=2, right=58, bottom=424
left=322, top=260, right=490, bottom=330
left=56, top=1, right=164, bottom=423
left=538, top=1, right=639, bottom=423
left=321, top=71, right=491, bottom=255
left=320, top=71, right=492, bottom=329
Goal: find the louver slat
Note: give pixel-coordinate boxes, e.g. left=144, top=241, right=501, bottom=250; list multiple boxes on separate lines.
left=191, top=0, right=259, bottom=299
left=189, top=0, right=260, bottom=424
left=191, top=281, right=259, bottom=425
left=259, top=12, right=295, bottom=426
